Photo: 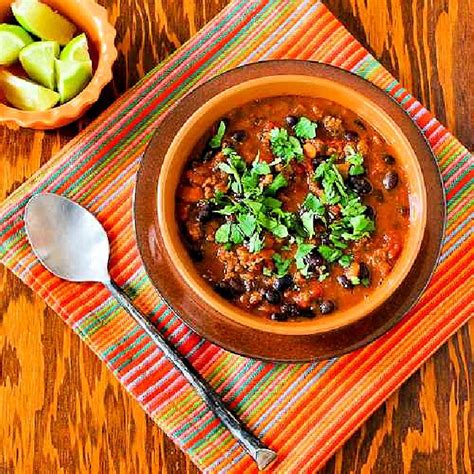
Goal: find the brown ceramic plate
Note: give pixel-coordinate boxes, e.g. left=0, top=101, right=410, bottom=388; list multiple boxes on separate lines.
left=134, top=61, right=445, bottom=362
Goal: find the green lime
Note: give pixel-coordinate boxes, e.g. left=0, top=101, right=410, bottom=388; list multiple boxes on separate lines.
left=55, top=59, right=92, bottom=103
left=0, top=71, right=59, bottom=110
left=0, top=24, right=33, bottom=65
left=60, top=33, right=91, bottom=62
left=11, top=0, right=76, bottom=46
left=19, top=40, right=59, bottom=90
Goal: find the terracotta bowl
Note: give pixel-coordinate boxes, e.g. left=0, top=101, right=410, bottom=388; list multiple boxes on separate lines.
left=0, top=0, right=117, bottom=129
left=135, top=61, right=445, bottom=361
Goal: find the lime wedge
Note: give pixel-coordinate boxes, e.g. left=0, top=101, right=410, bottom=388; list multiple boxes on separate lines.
left=11, top=0, right=76, bottom=45
left=55, top=59, right=92, bottom=103
left=0, top=24, right=33, bottom=65
left=60, top=33, right=91, bottom=62
left=0, top=71, right=59, bottom=110
left=19, top=40, right=59, bottom=89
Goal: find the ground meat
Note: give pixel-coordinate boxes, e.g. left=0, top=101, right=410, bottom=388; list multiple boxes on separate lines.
left=322, top=115, right=344, bottom=137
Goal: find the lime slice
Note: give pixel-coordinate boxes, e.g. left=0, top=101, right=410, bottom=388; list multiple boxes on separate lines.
left=0, top=71, right=59, bottom=110
left=0, top=24, right=33, bottom=65
left=60, top=33, right=91, bottom=62
left=55, top=59, right=92, bottom=103
left=19, top=40, right=59, bottom=89
left=11, top=0, right=76, bottom=45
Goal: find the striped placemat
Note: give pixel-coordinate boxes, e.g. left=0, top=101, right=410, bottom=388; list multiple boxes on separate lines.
left=1, top=1, right=472, bottom=472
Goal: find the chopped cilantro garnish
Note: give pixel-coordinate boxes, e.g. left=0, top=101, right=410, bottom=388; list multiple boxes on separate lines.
left=273, top=254, right=292, bottom=277
left=315, top=158, right=347, bottom=205
left=209, top=120, right=226, bottom=149
left=345, top=145, right=365, bottom=175
left=248, top=233, right=264, bottom=252
left=237, top=213, right=256, bottom=237
left=266, top=173, right=288, bottom=195
left=338, top=254, right=353, bottom=268
left=215, top=223, right=231, bottom=243
left=269, top=128, right=303, bottom=163
left=295, top=243, right=315, bottom=276
left=318, top=244, right=343, bottom=263
left=294, top=116, right=317, bottom=140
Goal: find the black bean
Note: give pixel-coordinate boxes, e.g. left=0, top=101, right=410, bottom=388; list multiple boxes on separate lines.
left=196, top=202, right=213, bottom=222
left=320, top=234, right=331, bottom=246
left=214, top=282, right=234, bottom=299
left=364, top=205, right=376, bottom=220
left=281, top=303, right=301, bottom=318
left=358, top=262, right=370, bottom=282
left=344, top=130, right=359, bottom=142
left=319, top=300, right=336, bottom=315
left=264, top=288, right=281, bottom=304
left=354, top=118, right=366, bottom=130
left=188, top=247, right=203, bottom=262
left=285, top=115, right=298, bottom=127
left=270, top=312, right=288, bottom=322
left=228, top=277, right=245, bottom=295
left=201, top=148, right=215, bottom=162
left=304, top=250, right=324, bottom=271
left=337, top=275, right=354, bottom=289
left=231, top=130, right=247, bottom=142
left=383, top=171, right=399, bottom=190
left=348, top=176, right=373, bottom=195
left=273, top=274, right=293, bottom=291
left=383, top=154, right=395, bottom=165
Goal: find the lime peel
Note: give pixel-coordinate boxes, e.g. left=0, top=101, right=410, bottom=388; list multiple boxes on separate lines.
left=55, top=59, right=93, bottom=103
left=11, top=0, right=76, bottom=45
left=19, top=40, right=59, bottom=90
left=0, top=70, right=60, bottom=111
left=0, top=23, right=33, bottom=65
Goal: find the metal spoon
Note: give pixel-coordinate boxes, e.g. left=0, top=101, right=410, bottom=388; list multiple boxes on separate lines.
left=24, top=193, right=276, bottom=470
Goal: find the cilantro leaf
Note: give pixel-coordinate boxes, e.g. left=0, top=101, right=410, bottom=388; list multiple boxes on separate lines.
left=303, top=193, right=325, bottom=215
left=345, top=145, right=365, bottom=176
left=215, top=223, right=231, bottom=243
left=273, top=254, right=292, bottom=277
left=209, top=121, right=226, bottom=149
left=231, top=224, right=244, bottom=244
left=272, top=223, right=289, bottom=239
left=237, top=213, right=256, bottom=237
left=219, top=147, right=246, bottom=194
left=338, top=254, right=353, bottom=268
left=251, top=158, right=271, bottom=175
left=248, top=233, right=264, bottom=253
left=263, top=197, right=282, bottom=209
left=301, top=211, right=315, bottom=238
left=269, top=128, right=303, bottom=163
left=295, top=243, right=315, bottom=272
left=318, top=244, right=343, bottom=262
left=315, top=159, right=347, bottom=205
left=294, top=117, right=317, bottom=140
left=266, top=173, right=288, bottom=195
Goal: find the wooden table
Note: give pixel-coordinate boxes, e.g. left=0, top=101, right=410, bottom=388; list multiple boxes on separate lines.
left=1, top=1, right=472, bottom=472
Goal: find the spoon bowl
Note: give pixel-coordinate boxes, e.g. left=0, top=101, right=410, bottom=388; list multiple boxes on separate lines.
left=25, top=193, right=110, bottom=283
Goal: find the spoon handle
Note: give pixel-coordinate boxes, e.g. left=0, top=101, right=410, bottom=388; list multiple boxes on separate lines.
left=105, top=280, right=276, bottom=470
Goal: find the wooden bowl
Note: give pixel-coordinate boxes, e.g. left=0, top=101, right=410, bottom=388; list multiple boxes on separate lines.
left=0, top=0, right=117, bottom=129
left=134, top=61, right=445, bottom=361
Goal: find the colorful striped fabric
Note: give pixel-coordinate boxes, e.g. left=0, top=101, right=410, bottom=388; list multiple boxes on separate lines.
left=1, top=0, right=472, bottom=471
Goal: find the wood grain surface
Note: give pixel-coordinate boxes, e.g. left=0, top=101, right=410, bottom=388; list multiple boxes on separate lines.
left=0, top=0, right=472, bottom=473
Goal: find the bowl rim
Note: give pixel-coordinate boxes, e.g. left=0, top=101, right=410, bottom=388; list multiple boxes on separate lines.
left=0, top=0, right=117, bottom=129
left=134, top=60, right=446, bottom=362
